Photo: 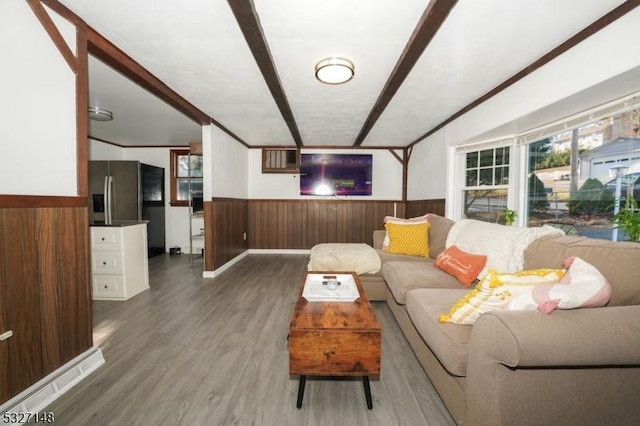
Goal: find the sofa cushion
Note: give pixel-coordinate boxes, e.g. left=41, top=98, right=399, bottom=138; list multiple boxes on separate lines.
left=406, top=288, right=473, bottom=377
left=382, top=260, right=462, bottom=305
left=376, top=248, right=428, bottom=265
left=524, top=236, right=640, bottom=306
left=384, top=221, right=430, bottom=257
left=425, top=213, right=455, bottom=259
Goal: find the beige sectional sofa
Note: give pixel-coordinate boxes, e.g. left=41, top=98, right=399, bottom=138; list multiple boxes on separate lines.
left=366, top=214, right=640, bottom=426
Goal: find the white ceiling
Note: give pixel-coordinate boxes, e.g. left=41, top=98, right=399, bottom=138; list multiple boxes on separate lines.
left=57, top=0, right=632, bottom=148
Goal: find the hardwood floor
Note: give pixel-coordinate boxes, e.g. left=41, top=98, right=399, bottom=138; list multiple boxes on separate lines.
left=46, top=254, right=455, bottom=426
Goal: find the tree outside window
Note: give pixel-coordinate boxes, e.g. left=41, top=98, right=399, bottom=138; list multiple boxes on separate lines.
left=526, top=110, right=640, bottom=240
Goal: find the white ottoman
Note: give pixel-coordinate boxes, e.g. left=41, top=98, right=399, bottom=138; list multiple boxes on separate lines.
left=307, top=243, right=381, bottom=275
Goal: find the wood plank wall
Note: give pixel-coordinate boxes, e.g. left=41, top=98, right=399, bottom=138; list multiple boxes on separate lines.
left=203, top=198, right=445, bottom=270
left=247, top=200, right=407, bottom=249
left=0, top=206, right=92, bottom=401
left=205, top=199, right=248, bottom=270
left=406, top=199, right=446, bottom=218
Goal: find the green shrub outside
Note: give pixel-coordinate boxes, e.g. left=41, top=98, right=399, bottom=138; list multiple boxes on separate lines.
left=567, top=178, right=614, bottom=215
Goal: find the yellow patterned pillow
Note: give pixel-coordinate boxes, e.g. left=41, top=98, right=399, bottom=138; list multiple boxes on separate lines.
left=384, top=221, right=430, bottom=258
left=438, top=268, right=565, bottom=325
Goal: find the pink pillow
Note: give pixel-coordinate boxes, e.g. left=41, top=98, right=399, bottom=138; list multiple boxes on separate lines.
left=508, top=257, right=611, bottom=313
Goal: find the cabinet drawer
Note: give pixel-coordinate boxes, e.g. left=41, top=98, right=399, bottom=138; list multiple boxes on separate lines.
left=92, top=275, right=125, bottom=298
left=91, top=228, right=122, bottom=251
left=92, top=252, right=124, bottom=274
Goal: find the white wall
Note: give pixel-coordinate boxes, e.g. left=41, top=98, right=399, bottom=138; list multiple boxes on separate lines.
left=1, top=1, right=77, bottom=196
left=407, top=135, right=448, bottom=200
left=205, top=125, right=248, bottom=198
left=411, top=8, right=640, bottom=205
left=433, top=9, right=640, bottom=148
left=248, top=148, right=403, bottom=200
left=88, top=139, right=193, bottom=252
left=89, top=140, right=125, bottom=160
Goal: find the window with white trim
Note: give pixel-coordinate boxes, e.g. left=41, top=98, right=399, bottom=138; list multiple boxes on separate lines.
left=453, top=92, right=640, bottom=241
left=462, top=146, right=511, bottom=223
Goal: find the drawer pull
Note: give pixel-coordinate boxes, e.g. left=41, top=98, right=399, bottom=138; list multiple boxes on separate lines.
left=102, top=261, right=107, bottom=265
left=0, top=330, right=13, bottom=341
left=104, top=285, right=108, bottom=289
left=101, top=237, right=106, bottom=241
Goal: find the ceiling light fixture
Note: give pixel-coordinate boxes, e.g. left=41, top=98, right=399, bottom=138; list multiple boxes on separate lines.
left=88, top=107, right=114, bottom=121
left=315, top=57, right=355, bottom=85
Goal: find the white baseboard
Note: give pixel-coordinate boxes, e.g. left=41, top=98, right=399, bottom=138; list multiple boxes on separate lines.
left=0, top=347, right=104, bottom=425
left=202, top=250, right=249, bottom=278
left=201, top=249, right=310, bottom=278
left=248, top=249, right=310, bottom=254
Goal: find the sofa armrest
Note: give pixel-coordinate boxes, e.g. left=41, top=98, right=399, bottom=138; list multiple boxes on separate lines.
left=373, top=230, right=386, bottom=250
left=469, top=306, right=640, bottom=368
left=466, top=306, right=640, bottom=425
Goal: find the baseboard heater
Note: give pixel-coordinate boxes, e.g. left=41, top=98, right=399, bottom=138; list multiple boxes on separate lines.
left=0, top=347, right=105, bottom=425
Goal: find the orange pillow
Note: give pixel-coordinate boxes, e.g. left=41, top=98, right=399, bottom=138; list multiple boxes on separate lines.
left=434, top=245, right=487, bottom=287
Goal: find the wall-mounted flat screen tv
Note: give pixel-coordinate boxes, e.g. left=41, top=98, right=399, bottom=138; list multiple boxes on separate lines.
left=300, top=153, right=372, bottom=196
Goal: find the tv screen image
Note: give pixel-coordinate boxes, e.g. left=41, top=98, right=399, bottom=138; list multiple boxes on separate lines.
left=299, top=154, right=373, bottom=196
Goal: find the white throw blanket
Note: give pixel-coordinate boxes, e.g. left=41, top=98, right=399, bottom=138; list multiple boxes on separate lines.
left=308, top=243, right=381, bottom=275
left=446, top=219, right=565, bottom=278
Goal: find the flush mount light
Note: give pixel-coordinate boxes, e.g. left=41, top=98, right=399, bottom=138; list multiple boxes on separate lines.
left=315, top=57, right=355, bottom=85
left=88, top=106, right=114, bottom=121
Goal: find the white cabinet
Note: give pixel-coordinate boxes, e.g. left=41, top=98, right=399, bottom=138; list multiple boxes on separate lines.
left=90, top=224, right=150, bottom=300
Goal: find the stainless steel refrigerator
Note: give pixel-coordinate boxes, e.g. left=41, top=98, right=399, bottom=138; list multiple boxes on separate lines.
left=89, top=161, right=166, bottom=257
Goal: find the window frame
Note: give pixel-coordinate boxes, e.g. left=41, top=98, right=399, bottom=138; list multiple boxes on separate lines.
left=451, top=92, right=640, bottom=237
left=457, top=143, right=515, bottom=224
left=262, top=148, right=300, bottom=173
left=169, top=149, right=203, bottom=207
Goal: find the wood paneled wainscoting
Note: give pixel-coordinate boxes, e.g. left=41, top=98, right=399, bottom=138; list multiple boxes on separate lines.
left=0, top=199, right=92, bottom=403
left=204, top=198, right=249, bottom=271
left=248, top=200, right=408, bottom=250
left=204, top=198, right=446, bottom=271
left=406, top=199, right=445, bottom=218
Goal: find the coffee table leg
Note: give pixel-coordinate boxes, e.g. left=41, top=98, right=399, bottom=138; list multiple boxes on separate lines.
left=363, top=376, right=373, bottom=409
left=296, top=375, right=306, bottom=408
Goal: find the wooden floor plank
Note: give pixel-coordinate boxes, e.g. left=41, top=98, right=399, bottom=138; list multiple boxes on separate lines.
left=46, top=254, right=455, bottom=425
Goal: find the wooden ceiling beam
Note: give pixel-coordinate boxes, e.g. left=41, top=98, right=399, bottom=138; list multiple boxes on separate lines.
left=86, top=27, right=250, bottom=147
left=228, top=0, right=304, bottom=148
left=86, top=28, right=210, bottom=126
left=352, top=0, right=459, bottom=147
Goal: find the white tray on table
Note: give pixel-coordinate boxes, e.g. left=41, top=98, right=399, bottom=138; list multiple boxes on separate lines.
left=302, top=273, right=360, bottom=302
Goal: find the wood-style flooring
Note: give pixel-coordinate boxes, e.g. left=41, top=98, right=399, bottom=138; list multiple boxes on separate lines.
left=46, top=254, right=455, bottom=426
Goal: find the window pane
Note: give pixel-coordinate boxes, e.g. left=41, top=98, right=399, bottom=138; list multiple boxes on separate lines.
left=479, top=149, right=494, bottom=167
left=495, top=166, right=509, bottom=185
left=466, top=152, right=478, bottom=168
left=464, top=189, right=508, bottom=223
left=495, top=147, right=509, bottom=165
left=177, top=155, right=203, bottom=178
left=479, top=168, right=493, bottom=185
left=177, top=178, right=203, bottom=201
left=525, top=113, right=640, bottom=240
left=466, top=169, right=478, bottom=186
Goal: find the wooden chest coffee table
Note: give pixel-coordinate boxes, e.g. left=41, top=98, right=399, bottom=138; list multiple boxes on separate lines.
left=288, top=272, right=381, bottom=409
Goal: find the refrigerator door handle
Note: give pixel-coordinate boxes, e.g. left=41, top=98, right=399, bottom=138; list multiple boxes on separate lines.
left=106, top=175, right=114, bottom=225
left=109, top=175, right=114, bottom=223
left=103, top=175, right=110, bottom=224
